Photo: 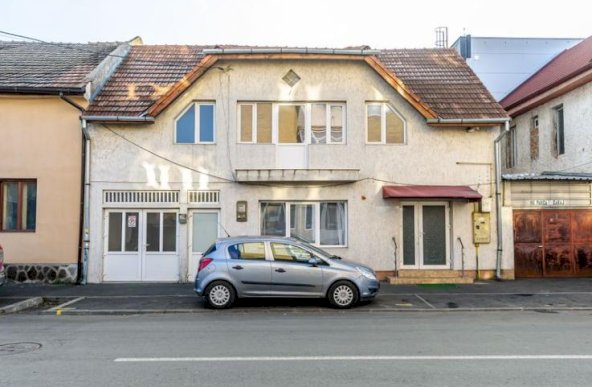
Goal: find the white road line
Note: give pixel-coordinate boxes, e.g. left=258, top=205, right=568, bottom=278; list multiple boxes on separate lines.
left=48, top=297, right=85, bottom=311
left=415, top=294, right=436, bottom=309
left=114, top=355, right=592, bottom=362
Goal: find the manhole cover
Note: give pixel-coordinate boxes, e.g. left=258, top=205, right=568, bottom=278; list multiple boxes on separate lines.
left=0, top=342, right=42, bottom=356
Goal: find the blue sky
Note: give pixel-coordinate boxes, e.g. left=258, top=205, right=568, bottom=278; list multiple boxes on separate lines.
left=1, top=0, right=590, bottom=47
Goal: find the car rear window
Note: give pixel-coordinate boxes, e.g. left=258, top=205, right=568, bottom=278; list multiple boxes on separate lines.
left=203, top=243, right=217, bottom=256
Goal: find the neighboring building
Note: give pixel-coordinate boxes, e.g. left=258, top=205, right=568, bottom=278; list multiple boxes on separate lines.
left=0, top=39, right=135, bottom=282
left=82, top=45, right=510, bottom=284
left=452, top=36, right=582, bottom=100
left=500, top=36, right=592, bottom=278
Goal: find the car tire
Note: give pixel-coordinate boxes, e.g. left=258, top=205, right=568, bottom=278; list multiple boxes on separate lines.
left=327, top=280, right=359, bottom=309
left=204, top=281, right=236, bottom=309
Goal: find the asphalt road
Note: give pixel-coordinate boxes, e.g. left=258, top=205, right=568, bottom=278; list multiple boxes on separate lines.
left=2, top=311, right=592, bottom=386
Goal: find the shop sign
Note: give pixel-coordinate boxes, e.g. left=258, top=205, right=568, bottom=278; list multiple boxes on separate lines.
left=529, top=199, right=566, bottom=207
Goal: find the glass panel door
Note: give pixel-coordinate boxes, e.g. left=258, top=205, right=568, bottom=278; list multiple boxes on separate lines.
left=276, top=104, right=307, bottom=168
left=143, top=211, right=178, bottom=281
left=103, top=211, right=141, bottom=282
left=402, top=205, right=416, bottom=266
left=421, top=205, right=447, bottom=266
left=189, top=211, right=220, bottom=280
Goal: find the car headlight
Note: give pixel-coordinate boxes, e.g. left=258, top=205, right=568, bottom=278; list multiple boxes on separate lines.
left=356, top=267, right=376, bottom=280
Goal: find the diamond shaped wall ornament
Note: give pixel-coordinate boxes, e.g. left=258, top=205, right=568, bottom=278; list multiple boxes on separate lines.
left=282, top=69, right=301, bottom=87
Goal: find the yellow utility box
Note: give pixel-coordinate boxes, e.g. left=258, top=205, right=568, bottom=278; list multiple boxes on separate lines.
left=472, top=212, right=491, bottom=244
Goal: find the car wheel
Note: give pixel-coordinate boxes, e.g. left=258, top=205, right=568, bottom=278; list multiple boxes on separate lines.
left=328, top=281, right=359, bottom=309
left=205, top=281, right=236, bottom=309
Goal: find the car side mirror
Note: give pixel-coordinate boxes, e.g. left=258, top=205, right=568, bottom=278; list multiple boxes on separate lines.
left=308, top=257, right=321, bottom=267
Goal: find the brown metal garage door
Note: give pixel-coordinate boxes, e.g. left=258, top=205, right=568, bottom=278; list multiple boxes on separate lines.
left=514, top=210, right=592, bottom=277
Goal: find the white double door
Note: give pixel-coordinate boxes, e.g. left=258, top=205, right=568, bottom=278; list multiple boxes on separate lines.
left=401, top=202, right=450, bottom=269
left=103, top=210, right=179, bottom=282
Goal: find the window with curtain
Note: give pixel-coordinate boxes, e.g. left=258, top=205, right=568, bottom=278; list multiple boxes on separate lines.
left=1, top=180, right=36, bottom=232
left=260, top=201, right=347, bottom=246
left=366, top=103, right=406, bottom=144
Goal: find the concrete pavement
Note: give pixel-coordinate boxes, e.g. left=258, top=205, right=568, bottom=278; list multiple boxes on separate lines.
left=2, top=278, right=592, bottom=314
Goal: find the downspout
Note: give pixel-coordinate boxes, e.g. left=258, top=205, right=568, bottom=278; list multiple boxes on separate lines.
left=494, top=120, right=511, bottom=281
left=60, top=94, right=90, bottom=285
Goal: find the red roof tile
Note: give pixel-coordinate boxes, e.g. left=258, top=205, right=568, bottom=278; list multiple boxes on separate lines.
left=501, top=36, right=592, bottom=110
left=85, top=45, right=507, bottom=120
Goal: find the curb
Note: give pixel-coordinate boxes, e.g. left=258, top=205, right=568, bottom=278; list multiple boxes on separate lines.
left=0, top=297, right=44, bottom=314
left=38, top=306, right=592, bottom=316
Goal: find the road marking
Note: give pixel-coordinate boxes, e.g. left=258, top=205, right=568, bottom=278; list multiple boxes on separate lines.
left=47, top=297, right=85, bottom=312
left=115, top=355, right=592, bottom=362
left=415, top=294, right=436, bottom=309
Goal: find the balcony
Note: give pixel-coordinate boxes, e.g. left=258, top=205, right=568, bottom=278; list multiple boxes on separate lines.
left=235, top=168, right=360, bottom=184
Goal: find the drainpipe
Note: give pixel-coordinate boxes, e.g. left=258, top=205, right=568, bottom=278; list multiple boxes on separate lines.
left=494, top=120, right=511, bottom=281
left=60, top=94, right=90, bottom=285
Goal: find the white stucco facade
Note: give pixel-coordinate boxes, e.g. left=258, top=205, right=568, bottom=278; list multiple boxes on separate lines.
left=86, top=59, right=511, bottom=283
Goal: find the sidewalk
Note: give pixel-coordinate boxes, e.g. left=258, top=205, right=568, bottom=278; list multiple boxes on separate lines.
left=2, top=278, right=592, bottom=315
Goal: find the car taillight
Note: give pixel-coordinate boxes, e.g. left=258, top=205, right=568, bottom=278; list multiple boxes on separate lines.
left=198, top=257, right=213, bottom=272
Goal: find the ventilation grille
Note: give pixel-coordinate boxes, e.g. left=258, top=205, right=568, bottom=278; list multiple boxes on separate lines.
left=188, top=190, right=220, bottom=205
left=104, top=190, right=179, bottom=204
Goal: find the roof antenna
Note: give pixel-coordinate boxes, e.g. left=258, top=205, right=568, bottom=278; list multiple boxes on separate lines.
left=434, top=26, right=448, bottom=48
left=218, top=220, right=231, bottom=237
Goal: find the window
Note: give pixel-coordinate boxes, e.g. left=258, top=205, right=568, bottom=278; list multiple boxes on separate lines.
left=366, top=103, right=405, bottom=144
left=506, top=125, right=517, bottom=168
left=228, top=242, right=266, bottom=260
left=175, top=102, right=215, bottom=144
left=271, top=243, right=313, bottom=263
left=108, top=212, right=139, bottom=252
left=238, top=102, right=345, bottom=144
left=1, top=180, right=36, bottom=232
left=554, top=105, right=565, bottom=156
left=530, top=116, right=539, bottom=161
left=261, top=201, right=347, bottom=246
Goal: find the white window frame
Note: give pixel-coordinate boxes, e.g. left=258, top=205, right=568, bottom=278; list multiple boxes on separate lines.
left=260, top=201, right=348, bottom=247
left=237, top=102, right=346, bottom=145
left=365, top=102, right=407, bottom=145
left=174, top=102, right=216, bottom=145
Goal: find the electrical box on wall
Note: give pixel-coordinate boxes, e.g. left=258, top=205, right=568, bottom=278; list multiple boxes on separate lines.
left=472, top=212, right=491, bottom=244
left=236, top=200, right=247, bottom=222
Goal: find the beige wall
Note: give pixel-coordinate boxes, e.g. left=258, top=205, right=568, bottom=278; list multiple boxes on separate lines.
left=0, top=95, right=85, bottom=264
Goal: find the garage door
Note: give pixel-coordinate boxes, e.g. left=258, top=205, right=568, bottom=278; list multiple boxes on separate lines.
left=514, top=210, right=592, bottom=277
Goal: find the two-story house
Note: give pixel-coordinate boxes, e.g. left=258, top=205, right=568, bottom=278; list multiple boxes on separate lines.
left=82, top=45, right=510, bottom=284
left=500, top=36, right=592, bottom=278
left=0, top=39, right=136, bottom=283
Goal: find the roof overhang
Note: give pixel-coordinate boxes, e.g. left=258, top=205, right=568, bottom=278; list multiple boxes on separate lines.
left=426, top=117, right=510, bottom=127
left=82, top=115, right=155, bottom=123
left=0, top=86, right=86, bottom=95
left=503, top=172, right=592, bottom=182
left=503, top=67, right=592, bottom=117
left=382, top=185, right=482, bottom=201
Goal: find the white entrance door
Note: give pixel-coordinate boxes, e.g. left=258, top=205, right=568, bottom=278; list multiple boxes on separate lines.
left=275, top=104, right=308, bottom=169
left=401, top=202, right=450, bottom=269
left=103, top=210, right=179, bottom=282
left=188, top=210, right=220, bottom=281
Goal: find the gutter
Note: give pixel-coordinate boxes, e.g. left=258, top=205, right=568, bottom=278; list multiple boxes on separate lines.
left=82, top=115, right=155, bottom=123
left=493, top=120, right=512, bottom=281
left=427, top=117, right=510, bottom=125
left=60, top=94, right=90, bottom=285
left=0, top=86, right=85, bottom=95
left=202, top=48, right=381, bottom=56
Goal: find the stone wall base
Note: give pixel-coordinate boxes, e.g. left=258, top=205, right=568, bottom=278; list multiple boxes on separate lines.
left=5, top=263, right=78, bottom=284
left=375, top=269, right=515, bottom=281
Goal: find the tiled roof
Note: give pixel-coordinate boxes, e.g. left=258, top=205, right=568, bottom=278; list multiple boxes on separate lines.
left=378, top=49, right=507, bottom=119
left=500, top=36, right=592, bottom=110
left=0, top=41, right=119, bottom=93
left=86, top=45, right=507, bottom=120
left=85, top=45, right=209, bottom=117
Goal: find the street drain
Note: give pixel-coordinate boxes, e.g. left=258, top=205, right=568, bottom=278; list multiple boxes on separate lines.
left=446, top=302, right=459, bottom=309
left=0, top=342, right=42, bottom=356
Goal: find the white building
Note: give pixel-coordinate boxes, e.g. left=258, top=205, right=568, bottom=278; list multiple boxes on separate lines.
left=82, top=45, right=511, bottom=284
left=501, top=36, right=592, bottom=278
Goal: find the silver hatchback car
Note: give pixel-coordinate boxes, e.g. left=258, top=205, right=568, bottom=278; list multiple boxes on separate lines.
left=194, top=236, right=380, bottom=309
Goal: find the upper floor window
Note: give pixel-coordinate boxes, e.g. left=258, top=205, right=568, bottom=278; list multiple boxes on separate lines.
left=506, top=125, right=517, bottom=168
left=1, top=180, right=36, bottom=232
left=530, top=116, right=539, bottom=161
left=175, top=102, right=215, bottom=144
left=366, top=103, right=406, bottom=144
left=553, top=104, right=565, bottom=156
left=238, top=102, right=346, bottom=144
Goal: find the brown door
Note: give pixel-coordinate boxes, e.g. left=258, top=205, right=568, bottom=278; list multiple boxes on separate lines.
left=514, top=209, right=592, bottom=278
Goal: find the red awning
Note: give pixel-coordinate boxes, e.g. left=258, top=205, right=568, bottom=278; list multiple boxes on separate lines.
left=382, top=185, right=482, bottom=201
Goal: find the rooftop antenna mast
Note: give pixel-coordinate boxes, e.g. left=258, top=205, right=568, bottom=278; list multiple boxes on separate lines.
left=435, top=26, right=448, bottom=48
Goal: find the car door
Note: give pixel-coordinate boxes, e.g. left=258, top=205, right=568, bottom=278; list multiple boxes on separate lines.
left=226, top=242, right=272, bottom=296
left=269, top=242, right=324, bottom=297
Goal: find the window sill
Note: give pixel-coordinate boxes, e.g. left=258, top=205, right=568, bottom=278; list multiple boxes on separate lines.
left=0, top=230, right=36, bottom=233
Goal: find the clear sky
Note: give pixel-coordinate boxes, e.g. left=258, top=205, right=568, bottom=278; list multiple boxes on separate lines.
left=1, top=0, right=590, bottom=48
